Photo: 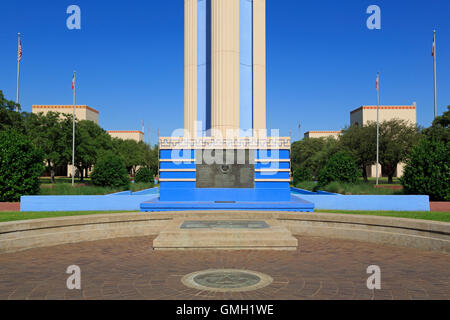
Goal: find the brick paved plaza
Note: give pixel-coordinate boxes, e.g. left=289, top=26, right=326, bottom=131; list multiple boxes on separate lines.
left=0, top=236, right=448, bottom=300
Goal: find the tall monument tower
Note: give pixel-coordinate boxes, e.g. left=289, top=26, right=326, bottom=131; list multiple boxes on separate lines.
left=184, top=0, right=266, bottom=137
left=143, top=1, right=314, bottom=212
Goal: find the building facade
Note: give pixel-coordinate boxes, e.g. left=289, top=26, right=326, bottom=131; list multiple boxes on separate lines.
left=32, top=105, right=99, bottom=124
left=304, top=131, right=342, bottom=139
left=350, top=104, right=417, bottom=127
left=32, top=105, right=100, bottom=178
left=350, top=103, right=417, bottom=178
left=107, top=130, right=144, bottom=142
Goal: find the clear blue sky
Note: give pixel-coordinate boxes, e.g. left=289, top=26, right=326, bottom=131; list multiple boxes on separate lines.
left=0, top=0, right=449, bottom=145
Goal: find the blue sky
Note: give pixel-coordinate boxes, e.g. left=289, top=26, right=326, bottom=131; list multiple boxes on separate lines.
left=0, top=0, right=449, bottom=145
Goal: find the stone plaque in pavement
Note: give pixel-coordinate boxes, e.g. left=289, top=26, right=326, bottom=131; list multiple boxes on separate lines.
left=181, top=269, right=274, bottom=292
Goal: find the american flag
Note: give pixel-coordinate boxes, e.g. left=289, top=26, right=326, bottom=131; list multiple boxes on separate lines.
left=432, top=36, right=435, bottom=57
left=72, top=72, right=75, bottom=90
left=17, top=36, right=22, bottom=62
left=376, top=73, right=379, bottom=91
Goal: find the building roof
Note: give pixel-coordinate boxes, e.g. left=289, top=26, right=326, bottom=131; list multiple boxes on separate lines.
left=107, top=130, right=144, bottom=135
left=305, top=131, right=342, bottom=134
left=350, top=105, right=416, bottom=115
left=32, top=105, right=99, bottom=114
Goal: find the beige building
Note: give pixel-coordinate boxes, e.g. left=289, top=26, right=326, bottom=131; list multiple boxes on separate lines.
left=32, top=105, right=99, bottom=124
left=304, top=131, right=342, bottom=139
left=107, top=131, right=144, bottom=142
left=350, top=103, right=417, bottom=178
left=350, top=103, right=417, bottom=126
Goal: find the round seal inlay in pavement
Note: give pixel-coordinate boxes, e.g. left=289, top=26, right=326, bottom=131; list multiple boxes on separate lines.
left=181, top=269, right=273, bottom=292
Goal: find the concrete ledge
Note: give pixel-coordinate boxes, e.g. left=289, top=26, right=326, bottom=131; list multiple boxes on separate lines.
left=0, top=211, right=449, bottom=254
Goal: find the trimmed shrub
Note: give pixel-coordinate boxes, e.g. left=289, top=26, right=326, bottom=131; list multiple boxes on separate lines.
left=0, top=130, right=44, bottom=201
left=318, top=152, right=361, bottom=187
left=401, top=139, right=450, bottom=201
left=91, top=153, right=130, bottom=188
left=293, top=167, right=312, bottom=186
left=134, top=167, right=154, bottom=184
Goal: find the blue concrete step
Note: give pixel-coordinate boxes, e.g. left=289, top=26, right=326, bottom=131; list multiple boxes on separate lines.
left=140, top=195, right=314, bottom=212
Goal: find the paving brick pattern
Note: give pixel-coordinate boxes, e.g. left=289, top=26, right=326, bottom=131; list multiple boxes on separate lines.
left=0, top=236, right=448, bottom=300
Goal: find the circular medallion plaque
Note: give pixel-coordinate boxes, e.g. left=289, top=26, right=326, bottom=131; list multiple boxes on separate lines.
left=181, top=269, right=273, bottom=292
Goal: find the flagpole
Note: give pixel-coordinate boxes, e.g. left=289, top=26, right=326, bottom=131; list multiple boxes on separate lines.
left=16, top=33, right=20, bottom=112
left=433, top=30, right=437, bottom=119
left=376, top=72, right=380, bottom=186
left=72, top=71, right=76, bottom=187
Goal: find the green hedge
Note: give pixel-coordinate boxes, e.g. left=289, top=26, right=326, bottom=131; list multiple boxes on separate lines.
left=318, top=152, right=361, bottom=187
left=293, top=167, right=312, bottom=186
left=0, top=130, right=44, bottom=201
left=91, top=153, right=130, bottom=188
left=401, top=139, right=450, bottom=201
left=134, top=167, right=154, bottom=184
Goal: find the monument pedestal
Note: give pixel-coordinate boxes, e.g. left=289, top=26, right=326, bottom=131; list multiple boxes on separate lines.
left=153, top=219, right=298, bottom=250
left=140, top=137, right=315, bottom=212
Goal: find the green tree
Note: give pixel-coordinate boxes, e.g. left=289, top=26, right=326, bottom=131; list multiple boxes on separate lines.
left=112, top=138, right=146, bottom=176
left=401, top=139, right=449, bottom=201
left=134, top=167, right=154, bottom=184
left=293, top=167, right=312, bottom=186
left=75, top=120, right=113, bottom=181
left=143, top=145, right=159, bottom=177
left=291, top=137, right=338, bottom=179
left=364, top=119, right=420, bottom=184
left=422, top=106, right=450, bottom=144
left=0, top=90, right=23, bottom=132
left=0, top=130, right=44, bottom=201
left=27, top=112, right=73, bottom=183
left=318, top=152, right=361, bottom=187
left=91, top=152, right=130, bottom=188
left=339, top=124, right=376, bottom=182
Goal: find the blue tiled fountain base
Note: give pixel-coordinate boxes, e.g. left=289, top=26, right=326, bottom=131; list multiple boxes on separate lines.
left=140, top=195, right=314, bottom=212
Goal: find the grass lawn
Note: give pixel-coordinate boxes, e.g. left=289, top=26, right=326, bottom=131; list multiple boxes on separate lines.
left=295, top=181, right=403, bottom=195
left=0, top=209, right=449, bottom=223
left=316, top=209, right=450, bottom=222
left=39, top=180, right=155, bottom=195
left=363, top=177, right=402, bottom=186
left=0, top=211, right=138, bottom=223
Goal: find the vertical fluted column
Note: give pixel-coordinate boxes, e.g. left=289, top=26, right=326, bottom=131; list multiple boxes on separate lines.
left=211, top=0, right=240, bottom=137
left=253, top=0, right=266, bottom=134
left=184, top=0, right=197, bottom=137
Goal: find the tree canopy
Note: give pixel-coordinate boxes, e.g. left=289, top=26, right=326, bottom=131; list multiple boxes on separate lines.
left=339, top=124, right=376, bottom=181
left=75, top=120, right=113, bottom=181
left=291, top=137, right=338, bottom=179
left=422, top=106, right=450, bottom=144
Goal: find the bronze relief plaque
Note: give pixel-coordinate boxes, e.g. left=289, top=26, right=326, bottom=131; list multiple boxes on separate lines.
left=196, top=149, right=255, bottom=188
